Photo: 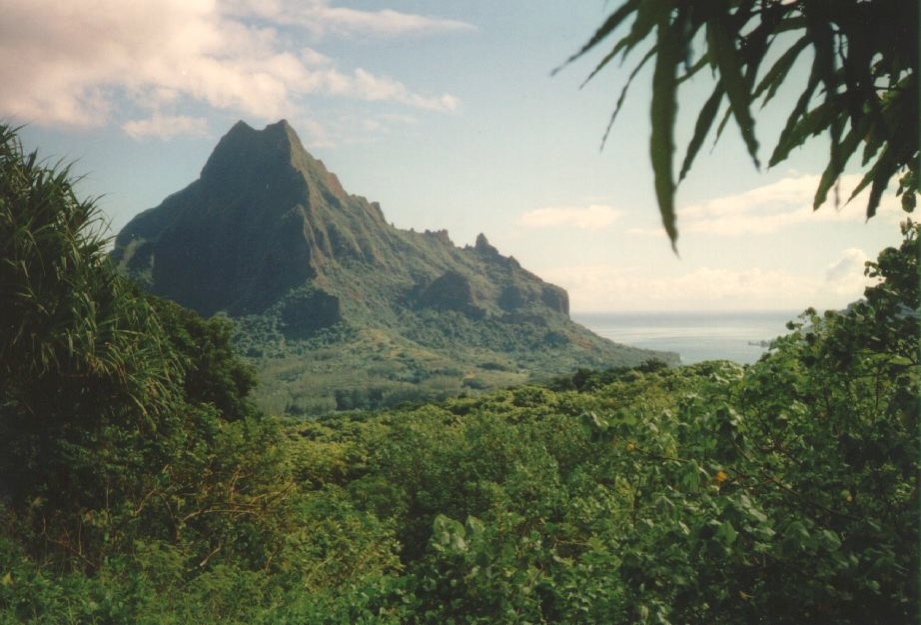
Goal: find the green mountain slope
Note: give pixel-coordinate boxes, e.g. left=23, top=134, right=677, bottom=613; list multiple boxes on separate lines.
left=113, top=120, right=676, bottom=414
left=4, top=122, right=917, bottom=624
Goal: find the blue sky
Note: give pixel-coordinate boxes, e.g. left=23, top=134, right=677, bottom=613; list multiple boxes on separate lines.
left=3, top=0, right=905, bottom=312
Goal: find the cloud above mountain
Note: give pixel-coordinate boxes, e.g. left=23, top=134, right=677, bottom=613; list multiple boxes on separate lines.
left=0, top=0, right=468, bottom=137
left=543, top=264, right=816, bottom=312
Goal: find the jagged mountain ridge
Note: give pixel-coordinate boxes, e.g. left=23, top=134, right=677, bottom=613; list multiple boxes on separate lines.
left=114, top=119, right=569, bottom=323
left=113, top=120, right=676, bottom=415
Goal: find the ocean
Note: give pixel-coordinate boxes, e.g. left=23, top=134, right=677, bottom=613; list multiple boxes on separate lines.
left=573, top=310, right=801, bottom=365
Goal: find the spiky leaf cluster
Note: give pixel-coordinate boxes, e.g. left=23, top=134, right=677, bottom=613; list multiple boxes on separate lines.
left=563, top=0, right=918, bottom=249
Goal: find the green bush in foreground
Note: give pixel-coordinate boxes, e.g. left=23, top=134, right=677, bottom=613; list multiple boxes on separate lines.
left=1, top=123, right=917, bottom=623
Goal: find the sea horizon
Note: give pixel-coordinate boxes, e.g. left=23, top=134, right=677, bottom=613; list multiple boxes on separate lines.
left=573, top=309, right=803, bottom=365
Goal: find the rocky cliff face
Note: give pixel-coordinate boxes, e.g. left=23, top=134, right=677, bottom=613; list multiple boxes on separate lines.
left=113, top=120, right=574, bottom=324
left=114, top=120, right=389, bottom=316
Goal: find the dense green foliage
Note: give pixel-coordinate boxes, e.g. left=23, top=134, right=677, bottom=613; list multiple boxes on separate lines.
left=233, top=299, right=673, bottom=416
left=0, top=123, right=302, bottom=592
left=2, top=124, right=918, bottom=623
left=562, top=0, right=918, bottom=248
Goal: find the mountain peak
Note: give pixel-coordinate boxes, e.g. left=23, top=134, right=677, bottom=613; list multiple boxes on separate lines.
left=224, top=118, right=296, bottom=141
left=260, top=118, right=306, bottom=154
left=474, top=233, right=499, bottom=256
left=201, top=119, right=303, bottom=183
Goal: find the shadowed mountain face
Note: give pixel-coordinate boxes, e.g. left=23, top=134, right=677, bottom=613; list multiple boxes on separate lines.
left=113, top=120, right=676, bottom=415
left=114, top=120, right=379, bottom=316
left=113, top=119, right=575, bottom=324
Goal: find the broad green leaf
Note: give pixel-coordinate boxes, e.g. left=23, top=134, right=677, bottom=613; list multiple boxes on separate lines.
left=650, top=17, right=682, bottom=251
left=624, top=0, right=675, bottom=58
left=769, top=71, right=820, bottom=168
left=589, top=0, right=673, bottom=87
left=866, top=149, right=901, bottom=219
left=847, top=145, right=890, bottom=213
left=819, top=529, right=842, bottom=552
left=813, top=125, right=862, bottom=210
left=753, top=35, right=810, bottom=106
left=677, top=53, right=709, bottom=85
left=679, top=83, right=724, bottom=182
left=707, top=15, right=760, bottom=168
left=716, top=520, right=738, bottom=545
left=772, top=100, right=843, bottom=166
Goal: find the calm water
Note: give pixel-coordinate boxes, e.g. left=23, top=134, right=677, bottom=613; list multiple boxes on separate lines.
left=574, top=310, right=800, bottom=365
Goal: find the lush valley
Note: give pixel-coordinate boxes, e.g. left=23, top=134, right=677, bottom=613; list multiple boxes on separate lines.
left=230, top=293, right=667, bottom=415
left=1, top=123, right=918, bottom=623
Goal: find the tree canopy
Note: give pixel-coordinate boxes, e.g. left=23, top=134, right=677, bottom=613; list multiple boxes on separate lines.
left=562, top=0, right=918, bottom=249
left=0, top=110, right=918, bottom=622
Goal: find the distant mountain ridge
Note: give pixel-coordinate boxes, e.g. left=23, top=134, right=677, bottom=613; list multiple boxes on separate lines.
left=113, top=120, right=677, bottom=414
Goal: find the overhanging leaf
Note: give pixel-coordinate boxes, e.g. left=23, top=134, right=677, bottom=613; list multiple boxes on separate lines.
left=866, top=148, right=901, bottom=219
left=553, top=0, right=642, bottom=72
left=769, top=69, right=820, bottom=168
left=753, top=35, right=810, bottom=106
left=650, top=16, right=682, bottom=251
left=707, top=15, right=760, bottom=169
left=772, top=100, right=843, bottom=167
left=679, top=83, right=724, bottom=182
left=813, top=125, right=861, bottom=209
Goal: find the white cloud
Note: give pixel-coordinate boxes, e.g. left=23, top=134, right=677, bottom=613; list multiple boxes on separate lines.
left=680, top=174, right=903, bottom=236
left=544, top=264, right=814, bottom=311
left=518, top=205, right=623, bottom=230
left=122, top=114, right=209, bottom=140
left=295, top=111, right=419, bottom=149
left=349, top=69, right=459, bottom=111
left=300, top=47, right=333, bottom=67
left=225, top=0, right=475, bottom=39
left=824, top=248, right=878, bottom=296
left=825, top=248, right=867, bottom=282
left=541, top=258, right=879, bottom=313
left=0, top=0, right=465, bottom=133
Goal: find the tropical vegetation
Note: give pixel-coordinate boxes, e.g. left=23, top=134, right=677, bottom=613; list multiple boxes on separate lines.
left=561, top=0, right=918, bottom=249
left=1, top=122, right=917, bottom=623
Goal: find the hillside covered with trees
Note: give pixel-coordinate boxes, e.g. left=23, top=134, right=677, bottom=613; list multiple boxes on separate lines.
left=1, top=120, right=918, bottom=623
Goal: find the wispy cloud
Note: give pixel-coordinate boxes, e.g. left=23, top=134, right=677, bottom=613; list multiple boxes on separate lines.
left=628, top=174, right=904, bottom=239
left=518, top=205, right=623, bottom=230
left=347, top=69, right=459, bottom=111
left=0, top=0, right=468, bottom=137
left=824, top=248, right=876, bottom=296
left=225, top=0, right=475, bottom=39
left=542, top=256, right=878, bottom=312
left=122, top=114, right=209, bottom=140
left=681, top=174, right=903, bottom=236
left=297, top=111, right=420, bottom=149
